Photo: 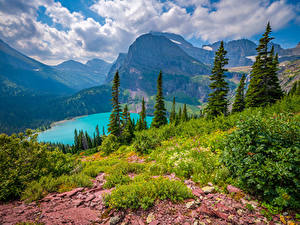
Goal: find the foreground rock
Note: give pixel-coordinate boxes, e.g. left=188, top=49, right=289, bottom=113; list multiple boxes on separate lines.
left=0, top=173, right=288, bottom=225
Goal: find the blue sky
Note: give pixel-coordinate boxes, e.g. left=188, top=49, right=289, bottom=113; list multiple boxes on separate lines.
left=0, top=0, right=299, bottom=65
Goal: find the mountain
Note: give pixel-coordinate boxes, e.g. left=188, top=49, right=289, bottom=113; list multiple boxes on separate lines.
left=107, top=33, right=211, bottom=101
left=150, top=32, right=214, bottom=65
left=278, top=59, right=300, bottom=92
left=0, top=39, right=74, bottom=96
left=106, top=33, right=241, bottom=108
left=203, top=39, right=258, bottom=67
left=54, top=58, right=111, bottom=90
left=106, top=53, right=127, bottom=82
left=277, top=43, right=300, bottom=62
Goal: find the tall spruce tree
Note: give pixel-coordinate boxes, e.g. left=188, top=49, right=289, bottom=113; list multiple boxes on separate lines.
left=137, top=98, right=147, bottom=130
left=74, top=129, right=79, bottom=151
left=182, top=104, right=188, bottom=122
left=108, top=71, right=122, bottom=136
left=206, top=41, right=229, bottom=117
left=170, top=97, right=176, bottom=123
left=232, top=74, right=246, bottom=113
left=289, top=80, right=300, bottom=96
left=121, top=105, right=134, bottom=144
left=121, top=104, right=129, bottom=129
left=151, top=71, right=167, bottom=128
left=245, top=22, right=283, bottom=107
left=176, top=107, right=182, bottom=124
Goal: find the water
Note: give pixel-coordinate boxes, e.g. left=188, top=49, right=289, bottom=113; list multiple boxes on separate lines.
left=38, top=112, right=153, bottom=145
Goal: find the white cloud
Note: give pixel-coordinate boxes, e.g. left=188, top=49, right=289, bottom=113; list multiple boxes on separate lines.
left=0, top=0, right=297, bottom=65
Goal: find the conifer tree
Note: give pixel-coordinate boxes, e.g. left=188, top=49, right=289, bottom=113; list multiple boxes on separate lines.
left=137, top=98, right=147, bottom=130
left=152, top=71, right=167, bottom=128
left=176, top=107, right=182, bottom=124
left=206, top=41, right=229, bottom=117
left=108, top=71, right=122, bottom=136
left=95, top=125, right=101, bottom=146
left=245, top=22, right=283, bottom=107
left=232, top=74, right=246, bottom=113
left=103, top=126, right=106, bottom=136
left=74, top=129, right=79, bottom=151
left=170, top=97, right=176, bottom=123
left=85, top=131, right=92, bottom=149
left=121, top=104, right=129, bottom=129
left=289, top=80, right=300, bottom=96
left=182, top=104, right=188, bottom=122
left=121, top=105, right=134, bottom=144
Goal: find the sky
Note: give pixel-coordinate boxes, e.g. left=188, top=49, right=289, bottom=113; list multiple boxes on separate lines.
left=0, top=0, right=299, bottom=65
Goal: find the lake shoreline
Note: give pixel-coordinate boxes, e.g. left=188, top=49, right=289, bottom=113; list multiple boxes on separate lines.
left=50, top=115, right=88, bottom=127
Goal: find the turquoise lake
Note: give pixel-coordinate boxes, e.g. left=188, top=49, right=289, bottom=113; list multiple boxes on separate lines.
left=38, top=112, right=153, bottom=145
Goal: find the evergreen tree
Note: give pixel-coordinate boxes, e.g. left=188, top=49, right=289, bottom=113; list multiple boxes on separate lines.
left=74, top=129, right=79, bottom=151
left=206, top=41, right=229, bottom=117
left=182, top=104, right=188, bottom=122
left=120, top=105, right=134, bottom=144
left=170, top=97, right=176, bottom=123
left=121, top=104, right=130, bottom=129
left=137, top=98, right=147, bottom=130
left=122, top=115, right=134, bottom=144
left=85, top=131, right=92, bottom=149
left=232, top=74, right=246, bottom=113
left=176, top=107, right=182, bottom=124
left=108, top=71, right=122, bottom=136
left=151, top=71, right=167, bottom=128
left=95, top=125, right=101, bottom=146
left=245, top=22, right=283, bottom=107
left=289, top=80, right=300, bottom=96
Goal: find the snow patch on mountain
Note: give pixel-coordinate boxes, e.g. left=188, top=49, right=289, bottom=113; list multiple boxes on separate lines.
left=203, top=46, right=213, bottom=51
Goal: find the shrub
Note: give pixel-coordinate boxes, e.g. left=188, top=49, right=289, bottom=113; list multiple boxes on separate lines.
left=149, top=136, right=230, bottom=186
left=221, top=113, right=300, bottom=209
left=100, top=134, right=120, bottom=155
left=105, top=177, right=193, bottom=210
left=103, top=161, right=146, bottom=188
left=21, top=173, right=93, bottom=202
left=0, top=131, right=78, bottom=201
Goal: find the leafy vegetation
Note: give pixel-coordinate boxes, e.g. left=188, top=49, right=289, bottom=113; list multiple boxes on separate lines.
left=105, top=177, right=193, bottom=210
left=221, top=113, right=300, bottom=208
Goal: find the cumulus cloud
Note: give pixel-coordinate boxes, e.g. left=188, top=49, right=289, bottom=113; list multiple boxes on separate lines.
left=0, top=0, right=297, bottom=65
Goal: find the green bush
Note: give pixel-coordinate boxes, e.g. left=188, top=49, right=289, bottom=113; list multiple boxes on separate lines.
left=221, top=113, right=300, bottom=209
left=105, top=177, right=193, bottom=210
left=103, top=161, right=146, bottom=188
left=0, top=130, right=78, bottom=201
left=104, top=173, right=131, bottom=188
left=100, top=134, right=120, bottom=155
left=149, top=136, right=230, bottom=186
left=21, top=173, right=93, bottom=202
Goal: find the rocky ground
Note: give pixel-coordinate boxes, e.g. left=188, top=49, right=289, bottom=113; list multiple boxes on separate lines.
left=0, top=172, right=295, bottom=225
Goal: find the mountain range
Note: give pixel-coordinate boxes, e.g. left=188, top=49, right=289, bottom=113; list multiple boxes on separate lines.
left=0, top=39, right=111, bottom=97
left=0, top=32, right=299, bottom=134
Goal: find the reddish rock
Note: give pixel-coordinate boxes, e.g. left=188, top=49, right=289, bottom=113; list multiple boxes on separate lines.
left=149, top=220, right=159, bottom=225
left=196, top=204, right=214, bottom=216
left=192, top=188, right=204, bottom=197
left=65, top=187, right=84, bottom=198
left=227, top=185, right=242, bottom=194
left=213, top=209, right=228, bottom=221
